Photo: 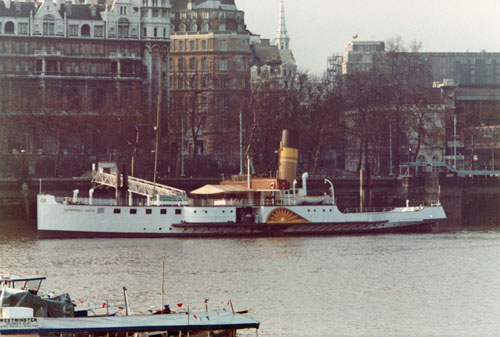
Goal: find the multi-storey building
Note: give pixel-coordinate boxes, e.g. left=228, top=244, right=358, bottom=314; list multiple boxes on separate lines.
left=0, top=0, right=170, bottom=176
left=334, top=40, right=500, bottom=86
left=249, top=0, right=296, bottom=89
left=169, top=0, right=251, bottom=160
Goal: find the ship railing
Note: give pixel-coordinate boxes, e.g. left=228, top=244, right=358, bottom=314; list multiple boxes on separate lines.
left=54, top=196, right=168, bottom=207
left=343, top=206, right=396, bottom=214
left=343, top=200, right=439, bottom=213
left=189, top=198, right=310, bottom=207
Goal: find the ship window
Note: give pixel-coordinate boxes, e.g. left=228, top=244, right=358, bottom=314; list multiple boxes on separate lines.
left=222, top=210, right=225, bottom=213
left=194, top=211, right=197, bottom=213
left=161, top=209, right=167, bottom=214
left=130, top=209, right=137, bottom=214
left=114, top=208, right=121, bottom=214
left=175, top=209, right=181, bottom=215
left=146, top=209, right=152, bottom=214
left=204, top=210, right=208, bottom=214
left=323, top=209, right=325, bottom=212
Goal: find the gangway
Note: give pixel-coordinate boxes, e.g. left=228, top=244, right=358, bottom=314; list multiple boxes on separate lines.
left=91, top=169, right=187, bottom=198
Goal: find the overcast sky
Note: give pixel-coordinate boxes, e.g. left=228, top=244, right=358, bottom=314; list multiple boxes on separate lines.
left=237, top=0, right=500, bottom=76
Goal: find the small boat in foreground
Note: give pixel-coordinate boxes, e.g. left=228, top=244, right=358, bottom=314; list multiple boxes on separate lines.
left=37, top=130, right=446, bottom=238
left=0, top=274, right=260, bottom=337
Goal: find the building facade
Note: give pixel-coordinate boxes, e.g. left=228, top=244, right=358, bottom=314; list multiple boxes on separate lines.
left=0, top=0, right=170, bottom=176
left=334, top=40, right=500, bottom=86
left=168, top=0, right=251, bottom=162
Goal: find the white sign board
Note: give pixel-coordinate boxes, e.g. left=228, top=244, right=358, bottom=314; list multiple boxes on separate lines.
left=0, top=317, right=43, bottom=329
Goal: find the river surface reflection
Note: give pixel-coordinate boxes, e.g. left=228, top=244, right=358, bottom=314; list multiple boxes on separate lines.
left=1, top=220, right=499, bottom=336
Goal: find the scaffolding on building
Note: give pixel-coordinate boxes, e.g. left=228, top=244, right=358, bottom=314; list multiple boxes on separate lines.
left=327, top=54, right=343, bottom=89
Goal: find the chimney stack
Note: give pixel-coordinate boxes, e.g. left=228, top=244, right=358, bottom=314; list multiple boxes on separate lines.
left=277, top=129, right=299, bottom=185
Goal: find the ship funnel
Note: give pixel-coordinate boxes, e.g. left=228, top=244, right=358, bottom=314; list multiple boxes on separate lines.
left=277, top=129, right=299, bottom=185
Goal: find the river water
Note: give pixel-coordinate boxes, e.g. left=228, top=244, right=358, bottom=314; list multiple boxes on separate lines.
left=1, top=219, right=499, bottom=337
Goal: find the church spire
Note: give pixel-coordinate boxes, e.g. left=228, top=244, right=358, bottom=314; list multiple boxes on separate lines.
left=275, top=0, right=290, bottom=51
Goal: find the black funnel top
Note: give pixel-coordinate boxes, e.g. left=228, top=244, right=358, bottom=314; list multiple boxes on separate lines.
left=281, top=129, right=299, bottom=149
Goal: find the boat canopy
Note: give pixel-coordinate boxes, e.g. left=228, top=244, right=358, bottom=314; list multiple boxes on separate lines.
left=0, top=312, right=260, bottom=334
left=190, top=185, right=252, bottom=195
left=1, top=288, right=75, bottom=318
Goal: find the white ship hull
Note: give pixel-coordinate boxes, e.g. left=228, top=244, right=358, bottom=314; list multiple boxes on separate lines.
left=37, top=194, right=446, bottom=239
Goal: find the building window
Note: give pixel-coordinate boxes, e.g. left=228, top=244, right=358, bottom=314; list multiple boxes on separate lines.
left=201, top=23, right=209, bottom=32
left=118, top=18, right=129, bottom=38
left=190, top=40, right=195, bottom=51
left=73, top=43, right=80, bottom=54
left=24, top=42, right=29, bottom=53
left=201, top=40, right=207, bottom=50
left=189, top=23, right=197, bottom=32
left=179, top=23, right=186, bottom=32
left=191, top=12, right=197, bottom=19
left=189, top=58, right=196, bottom=70
left=4, top=21, right=14, bottom=34
left=69, top=25, right=78, bottom=36
left=202, top=11, right=209, bottom=19
left=178, top=58, right=185, bottom=70
left=143, top=27, right=147, bottom=37
left=18, top=23, right=28, bottom=35
left=42, top=15, right=55, bottom=36
left=200, top=58, right=207, bottom=70
left=163, top=28, right=166, bottom=37
left=153, top=9, right=159, bottom=17
left=219, top=59, right=227, bottom=71
left=201, top=76, right=207, bottom=88
left=81, top=24, right=90, bottom=36
left=94, top=26, right=104, bottom=37
left=219, top=23, right=226, bottom=31
left=154, top=27, right=158, bottom=37
left=179, top=40, right=184, bottom=51
left=219, top=40, right=227, bottom=51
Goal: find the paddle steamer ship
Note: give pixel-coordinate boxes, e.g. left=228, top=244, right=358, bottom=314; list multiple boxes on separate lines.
left=37, top=131, right=446, bottom=238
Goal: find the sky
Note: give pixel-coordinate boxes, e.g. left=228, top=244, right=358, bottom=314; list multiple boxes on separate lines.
left=237, top=0, right=500, bottom=76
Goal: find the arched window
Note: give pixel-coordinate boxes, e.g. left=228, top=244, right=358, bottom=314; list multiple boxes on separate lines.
left=118, top=18, right=129, bottom=38
left=170, top=24, right=175, bottom=32
left=201, top=23, right=209, bottom=32
left=81, top=24, right=90, bottom=36
left=4, top=21, right=14, bottom=34
left=179, top=23, right=186, bottom=32
left=189, top=23, right=197, bottom=32
left=418, top=155, right=426, bottom=162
